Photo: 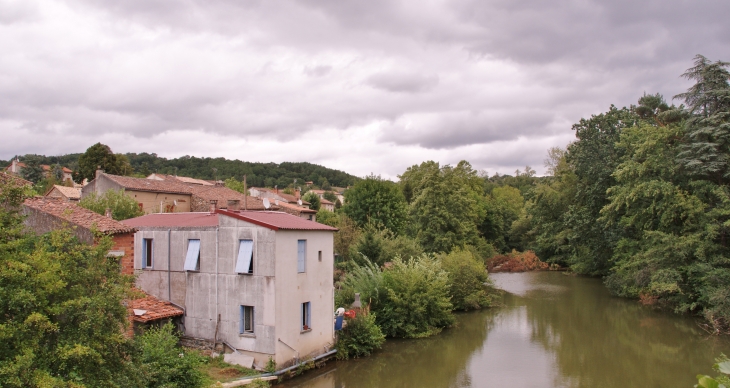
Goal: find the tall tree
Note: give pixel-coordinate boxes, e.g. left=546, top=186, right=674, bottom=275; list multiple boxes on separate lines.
left=76, top=143, right=129, bottom=183
left=302, top=191, right=321, bottom=211
left=343, top=175, right=408, bottom=234
left=19, top=156, right=45, bottom=184
left=675, top=55, right=730, bottom=184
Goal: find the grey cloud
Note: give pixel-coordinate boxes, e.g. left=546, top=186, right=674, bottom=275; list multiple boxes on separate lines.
left=0, top=1, right=40, bottom=24
left=303, top=65, right=332, bottom=77
left=379, top=110, right=556, bottom=149
left=366, top=72, right=439, bottom=94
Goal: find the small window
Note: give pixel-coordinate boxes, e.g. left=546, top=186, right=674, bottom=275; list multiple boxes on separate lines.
left=184, top=239, right=201, bottom=271
left=297, top=240, right=306, bottom=273
left=301, top=302, right=311, bottom=331
left=318, top=250, right=322, bottom=262
left=142, top=238, right=153, bottom=268
left=240, top=305, right=254, bottom=334
left=236, top=240, right=254, bottom=274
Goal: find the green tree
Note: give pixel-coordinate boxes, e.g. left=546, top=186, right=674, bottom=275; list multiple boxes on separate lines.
left=438, top=249, right=494, bottom=311
left=409, top=161, right=486, bottom=253
left=20, top=156, right=45, bottom=184
left=343, top=175, right=408, bottom=234
left=323, top=191, right=338, bottom=203
left=352, top=227, right=385, bottom=266
left=0, top=180, right=138, bottom=386
left=76, top=143, right=130, bottom=183
left=78, top=189, right=144, bottom=221
left=302, top=191, right=321, bottom=211
left=675, top=55, right=730, bottom=184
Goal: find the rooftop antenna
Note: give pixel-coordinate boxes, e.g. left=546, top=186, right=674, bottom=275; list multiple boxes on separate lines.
left=263, top=198, right=271, bottom=210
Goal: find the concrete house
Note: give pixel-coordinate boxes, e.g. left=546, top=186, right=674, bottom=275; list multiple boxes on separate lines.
left=122, top=207, right=338, bottom=368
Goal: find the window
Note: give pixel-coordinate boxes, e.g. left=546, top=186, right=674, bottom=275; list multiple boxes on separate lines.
left=142, top=238, right=153, bottom=268
left=301, top=302, right=311, bottom=331
left=236, top=240, right=254, bottom=274
left=184, top=239, right=201, bottom=271
left=240, top=305, right=254, bottom=334
left=297, top=240, right=306, bottom=273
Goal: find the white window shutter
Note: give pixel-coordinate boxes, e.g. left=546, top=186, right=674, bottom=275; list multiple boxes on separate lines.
left=236, top=240, right=254, bottom=274
left=297, top=240, right=306, bottom=273
left=184, top=239, right=201, bottom=271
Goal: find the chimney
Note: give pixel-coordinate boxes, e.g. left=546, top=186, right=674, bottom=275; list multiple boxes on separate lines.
left=296, top=187, right=301, bottom=200
left=105, top=208, right=112, bottom=218
left=274, top=185, right=278, bottom=194
left=227, top=199, right=240, bottom=211
left=95, top=166, right=103, bottom=180
left=209, top=200, right=218, bottom=214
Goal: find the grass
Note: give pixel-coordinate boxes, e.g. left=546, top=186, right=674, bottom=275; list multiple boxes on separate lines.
left=198, top=353, right=259, bottom=385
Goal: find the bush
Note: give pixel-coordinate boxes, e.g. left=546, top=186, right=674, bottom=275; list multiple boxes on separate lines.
left=377, top=256, right=454, bottom=338
left=438, top=249, right=495, bottom=311
left=695, top=354, right=730, bottom=388
left=335, top=259, right=382, bottom=309
left=134, top=322, right=206, bottom=388
left=335, top=310, right=385, bottom=359
left=78, top=188, right=144, bottom=221
left=488, top=250, right=548, bottom=272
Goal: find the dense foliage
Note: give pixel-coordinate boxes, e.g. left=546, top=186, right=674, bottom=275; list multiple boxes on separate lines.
left=76, top=143, right=133, bottom=183
left=695, top=354, right=730, bottom=388
left=343, top=175, right=408, bottom=234
left=516, top=55, right=730, bottom=332
left=302, top=191, right=321, bottom=211
left=335, top=311, right=385, bottom=360
left=133, top=323, right=205, bottom=388
left=437, top=249, right=495, bottom=311
left=78, top=189, right=145, bottom=221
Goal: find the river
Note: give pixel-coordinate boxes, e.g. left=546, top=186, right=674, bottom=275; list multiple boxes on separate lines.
left=279, top=272, right=730, bottom=387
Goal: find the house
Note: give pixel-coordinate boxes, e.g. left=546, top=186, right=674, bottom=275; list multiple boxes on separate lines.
left=22, top=197, right=138, bottom=274
left=21, top=197, right=184, bottom=334
left=5, top=159, right=74, bottom=183
left=45, top=185, right=82, bottom=202
left=122, top=208, right=338, bottom=368
left=83, top=171, right=271, bottom=214
left=319, top=198, right=335, bottom=212
left=248, top=187, right=316, bottom=220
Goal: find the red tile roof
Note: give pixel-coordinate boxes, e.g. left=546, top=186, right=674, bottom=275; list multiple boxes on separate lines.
left=123, top=210, right=338, bottom=231
left=128, top=292, right=184, bottom=323
left=40, top=165, right=73, bottom=173
left=47, top=185, right=82, bottom=200
left=0, top=172, right=32, bottom=187
left=122, top=212, right=220, bottom=228
left=23, top=197, right=136, bottom=234
left=219, top=209, right=338, bottom=231
left=186, top=185, right=270, bottom=210
left=102, top=174, right=192, bottom=195
left=272, top=200, right=317, bottom=215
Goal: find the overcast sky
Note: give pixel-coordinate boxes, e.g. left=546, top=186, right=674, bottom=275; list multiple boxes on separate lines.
left=1, top=0, right=728, bottom=179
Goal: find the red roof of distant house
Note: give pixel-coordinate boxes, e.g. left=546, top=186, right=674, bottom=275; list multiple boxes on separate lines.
left=273, top=200, right=317, bottom=214
left=102, top=173, right=191, bottom=195
left=23, top=197, right=136, bottom=234
left=128, top=292, right=184, bottom=323
left=123, top=210, right=337, bottom=231
left=47, top=185, right=82, bottom=200
left=0, top=172, right=32, bottom=187
left=40, top=165, right=73, bottom=173
left=186, top=185, right=270, bottom=210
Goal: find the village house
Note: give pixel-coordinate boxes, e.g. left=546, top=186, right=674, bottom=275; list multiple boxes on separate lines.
left=248, top=187, right=317, bottom=220
left=82, top=171, right=271, bottom=214
left=45, top=184, right=82, bottom=202
left=21, top=197, right=184, bottom=332
left=5, top=159, right=75, bottom=183
left=122, top=205, right=338, bottom=368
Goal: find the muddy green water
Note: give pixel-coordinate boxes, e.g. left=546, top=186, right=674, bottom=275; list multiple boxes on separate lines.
left=280, top=272, right=730, bottom=388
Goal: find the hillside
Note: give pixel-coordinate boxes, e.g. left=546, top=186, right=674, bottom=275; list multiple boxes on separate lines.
left=4, top=152, right=360, bottom=189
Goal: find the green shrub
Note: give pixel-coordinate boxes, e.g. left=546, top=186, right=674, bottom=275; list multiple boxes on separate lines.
left=264, top=357, right=276, bottom=373
left=335, top=259, right=383, bottom=309
left=134, top=322, right=205, bottom=388
left=78, top=188, right=144, bottom=221
left=438, top=249, right=494, bottom=311
left=377, top=256, right=454, bottom=338
left=336, top=311, right=385, bottom=359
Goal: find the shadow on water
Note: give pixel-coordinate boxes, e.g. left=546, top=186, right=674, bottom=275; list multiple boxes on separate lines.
left=280, top=272, right=730, bottom=388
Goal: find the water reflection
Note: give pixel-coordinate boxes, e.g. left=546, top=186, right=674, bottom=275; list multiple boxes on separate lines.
left=280, top=272, right=730, bottom=388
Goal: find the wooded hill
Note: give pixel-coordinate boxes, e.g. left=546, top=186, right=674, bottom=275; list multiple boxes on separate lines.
left=2, top=152, right=360, bottom=189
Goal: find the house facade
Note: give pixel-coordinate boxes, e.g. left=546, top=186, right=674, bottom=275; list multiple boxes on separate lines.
left=122, top=209, right=337, bottom=368
left=45, top=185, right=82, bottom=202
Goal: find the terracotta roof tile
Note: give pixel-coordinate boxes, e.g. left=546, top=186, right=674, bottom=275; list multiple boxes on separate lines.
left=49, top=185, right=82, bottom=200
left=102, top=174, right=191, bottom=195
left=123, top=210, right=337, bottom=231
left=186, top=185, right=269, bottom=210
left=23, top=197, right=136, bottom=234
left=0, top=172, right=32, bottom=187
left=128, top=292, right=184, bottom=322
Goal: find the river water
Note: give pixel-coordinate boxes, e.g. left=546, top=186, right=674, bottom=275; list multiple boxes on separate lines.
left=280, top=272, right=730, bottom=387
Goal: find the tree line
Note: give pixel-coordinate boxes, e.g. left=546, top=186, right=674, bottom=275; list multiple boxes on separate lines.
left=5, top=146, right=360, bottom=190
